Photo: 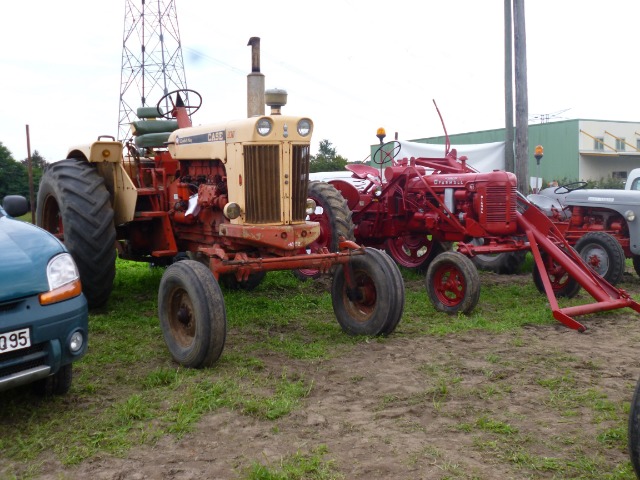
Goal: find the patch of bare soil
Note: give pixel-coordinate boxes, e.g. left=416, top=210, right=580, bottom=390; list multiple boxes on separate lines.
left=38, top=272, right=640, bottom=479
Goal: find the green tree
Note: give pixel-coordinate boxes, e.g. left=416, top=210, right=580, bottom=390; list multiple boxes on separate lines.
left=0, top=142, right=28, bottom=200
left=309, top=139, right=348, bottom=173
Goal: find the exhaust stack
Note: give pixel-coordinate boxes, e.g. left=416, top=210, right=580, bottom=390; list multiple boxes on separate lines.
left=247, top=37, right=265, bottom=117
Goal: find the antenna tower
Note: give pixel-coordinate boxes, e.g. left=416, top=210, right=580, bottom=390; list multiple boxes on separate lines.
left=118, top=0, right=188, bottom=142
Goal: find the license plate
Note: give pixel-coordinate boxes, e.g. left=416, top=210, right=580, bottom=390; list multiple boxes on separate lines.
left=0, top=328, right=31, bottom=354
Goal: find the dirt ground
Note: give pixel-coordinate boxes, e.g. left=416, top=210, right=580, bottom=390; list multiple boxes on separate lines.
left=36, top=271, right=640, bottom=479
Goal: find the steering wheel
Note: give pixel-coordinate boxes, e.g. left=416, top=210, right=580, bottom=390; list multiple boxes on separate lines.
left=372, top=141, right=401, bottom=166
left=157, top=89, right=202, bottom=119
left=554, top=181, right=587, bottom=194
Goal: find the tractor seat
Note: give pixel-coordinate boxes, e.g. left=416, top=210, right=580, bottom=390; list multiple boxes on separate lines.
left=346, top=164, right=381, bottom=180
left=131, top=107, right=179, bottom=148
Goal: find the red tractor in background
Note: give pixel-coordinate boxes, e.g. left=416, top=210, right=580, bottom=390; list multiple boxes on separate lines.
left=301, top=106, right=640, bottom=332
left=35, top=39, right=405, bottom=368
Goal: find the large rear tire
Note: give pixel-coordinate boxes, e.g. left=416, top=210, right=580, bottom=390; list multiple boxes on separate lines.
left=532, top=252, right=581, bottom=298
left=425, top=252, right=481, bottom=315
left=574, top=231, right=625, bottom=285
left=158, top=260, right=227, bottom=368
left=293, top=181, right=355, bottom=280
left=384, top=234, right=444, bottom=272
left=331, top=247, right=404, bottom=336
left=36, top=158, right=116, bottom=308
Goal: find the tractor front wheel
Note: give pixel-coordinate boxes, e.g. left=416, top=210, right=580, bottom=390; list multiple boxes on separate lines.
left=425, top=251, right=481, bottom=315
left=36, top=158, right=116, bottom=308
left=331, top=248, right=404, bottom=336
left=158, top=260, right=227, bottom=368
left=574, top=231, right=625, bottom=285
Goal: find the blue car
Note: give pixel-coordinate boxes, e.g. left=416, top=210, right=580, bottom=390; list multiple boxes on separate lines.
left=0, top=195, right=88, bottom=395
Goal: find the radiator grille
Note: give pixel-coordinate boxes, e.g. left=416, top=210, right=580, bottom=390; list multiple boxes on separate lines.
left=291, top=145, right=310, bottom=222
left=244, top=145, right=281, bottom=224
left=243, top=144, right=311, bottom=224
left=486, top=184, right=517, bottom=223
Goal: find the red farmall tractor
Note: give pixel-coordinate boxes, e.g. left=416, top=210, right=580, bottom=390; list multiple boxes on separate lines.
left=303, top=117, right=640, bottom=332
left=36, top=40, right=404, bottom=368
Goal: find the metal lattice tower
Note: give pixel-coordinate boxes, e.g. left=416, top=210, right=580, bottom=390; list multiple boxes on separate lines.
left=118, top=0, right=188, bottom=142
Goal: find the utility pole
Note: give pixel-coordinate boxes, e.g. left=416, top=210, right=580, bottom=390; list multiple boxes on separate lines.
left=504, top=0, right=515, bottom=174
left=513, top=0, right=529, bottom=194
left=118, top=0, right=188, bottom=143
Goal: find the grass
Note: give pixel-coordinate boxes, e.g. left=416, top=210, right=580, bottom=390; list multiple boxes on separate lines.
left=0, top=256, right=637, bottom=479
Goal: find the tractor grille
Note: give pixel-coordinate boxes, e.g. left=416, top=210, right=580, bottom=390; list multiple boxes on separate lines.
left=483, top=183, right=518, bottom=234
left=244, top=144, right=310, bottom=224
left=291, top=145, right=310, bottom=222
left=245, top=145, right=281, bottom=223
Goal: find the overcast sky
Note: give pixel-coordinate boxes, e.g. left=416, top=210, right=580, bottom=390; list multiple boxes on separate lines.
left=1, top=1, right=638, bottom=164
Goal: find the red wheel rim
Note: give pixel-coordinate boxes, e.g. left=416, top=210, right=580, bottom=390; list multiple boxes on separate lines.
left=432, top=263, right=466, bottom=307
left=386, top=234, right=433, bottom=268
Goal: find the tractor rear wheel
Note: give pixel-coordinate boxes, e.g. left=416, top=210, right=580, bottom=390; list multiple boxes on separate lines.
left=384, top=234, right=444, bottom=272
left=220, top=271, right=266, bottom=291
left=293, top=181, right=355, bottom=280
left=628, top=375, right=640, bottom=477
left=532, top=252, right=581, bottom=298
left=425, top=251, right=481, bottom=315
left=574, top=231, right=625, bottom=285
left=331, top=247, right=404, bottom=336
left=36, top=158, right=116, bottom=308
left=158, top=260, right=226, bottom=368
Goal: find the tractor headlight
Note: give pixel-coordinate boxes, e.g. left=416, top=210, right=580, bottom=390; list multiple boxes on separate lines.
left=256, top=118, right=272, bottom=136
left=626, top=210, right=636, bottom=222
left=305, top=199, right=317, bottom=215
left=223, top=202, right=242, bottom=219
left=297, top=118, right=312, bottom=137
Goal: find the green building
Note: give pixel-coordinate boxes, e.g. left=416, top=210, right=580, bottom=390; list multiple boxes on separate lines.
left=399, top=119, right=640, bottom=188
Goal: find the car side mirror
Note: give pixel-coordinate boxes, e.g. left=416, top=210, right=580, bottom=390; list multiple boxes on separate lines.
left=2, top=195, right=29, bottom=217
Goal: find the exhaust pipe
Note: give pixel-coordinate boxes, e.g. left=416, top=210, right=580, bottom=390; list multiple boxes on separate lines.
left=247, top=37, right=265, bottom=117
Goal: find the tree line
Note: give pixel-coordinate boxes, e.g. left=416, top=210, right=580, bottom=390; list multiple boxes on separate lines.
left=0, top=142, right=47, bottom=207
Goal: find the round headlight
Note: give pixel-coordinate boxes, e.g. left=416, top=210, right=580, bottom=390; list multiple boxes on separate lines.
left=69, top=331, right=85, bottom=353
left=297, top=119, right=312, bottom=137
left=224, top=202, right=242, bottom=219
left=305, top=199, right=317, bottom=215
left=256, top=118, right=272, bottom=136
left=626, top=210, right=636, bottom=222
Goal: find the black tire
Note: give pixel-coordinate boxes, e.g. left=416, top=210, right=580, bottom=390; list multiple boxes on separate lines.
left=628, top=375, right=640, bottom=477
left=293, top=181, right=355, bottom=280
left=37, top=158, right=116, bottom=308
left=532, top=253, right=581, bottom=298
left=634, top=255, right=640, bottom=277
left=384, top=234, right=444, bottom=272
left=425, top=252, right=481, bottom=315
left=331, top=247, right=405, bottom=336
left=574, top=232, right=625, bottom=285
left=220, top=271, right=267, bottom=291
left=158, top=260, right=227, bottom=368
left=33, top=364, right=73, bottom=396
left=364, top=248, right=406, bottom=335
left=469, top=238, right=527, bottom=274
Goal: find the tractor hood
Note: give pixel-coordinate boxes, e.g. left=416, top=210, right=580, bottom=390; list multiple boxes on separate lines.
left=565, top=189, right=640, bottom=207
left=0, top=214, right=65, bottom=302
left=538, top=187, right=640, bottom=208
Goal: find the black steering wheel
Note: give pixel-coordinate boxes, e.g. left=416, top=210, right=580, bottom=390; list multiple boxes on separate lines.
left=157, top=89, right=202, bottom=119
left=554, top=181, right=587, bottom=194
left=372, top=141, right=401, bottom=166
